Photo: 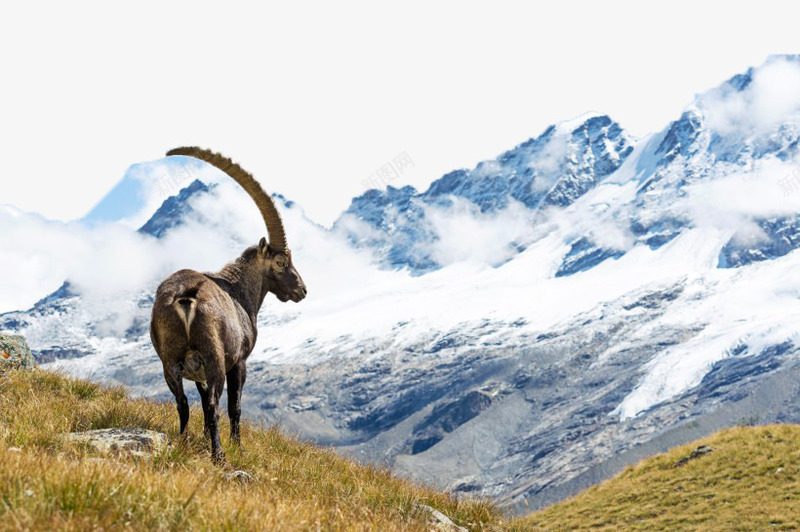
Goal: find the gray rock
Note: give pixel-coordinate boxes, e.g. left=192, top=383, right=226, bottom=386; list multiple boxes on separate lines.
left=674, top=444, right=714, bottom=467
left=414, top=504, right=466, bottom=531
left=0, top=333, right=35, bottom=371
left=225, top=470, right=255, bottom=483
left=66, top=428, right=168, bottom=457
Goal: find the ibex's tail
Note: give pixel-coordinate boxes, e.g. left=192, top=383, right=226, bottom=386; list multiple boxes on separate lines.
left=172, top=287, right=198, bottom=341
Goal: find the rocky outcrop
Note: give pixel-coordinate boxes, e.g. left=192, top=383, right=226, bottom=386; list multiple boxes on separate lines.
left=0, top=333, right=35, bottom=371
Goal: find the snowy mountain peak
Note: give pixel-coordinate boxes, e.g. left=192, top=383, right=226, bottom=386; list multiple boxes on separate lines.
left=138, top=179, right=210, bottom=238
left=335, top=113, right=634, bottom=274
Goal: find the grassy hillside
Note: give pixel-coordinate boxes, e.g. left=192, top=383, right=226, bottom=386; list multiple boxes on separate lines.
left=0, top=369, right=505, bottom=531
left=5, top=368, right=800, bottom=531
left=519, top=424, right=800, bottom=531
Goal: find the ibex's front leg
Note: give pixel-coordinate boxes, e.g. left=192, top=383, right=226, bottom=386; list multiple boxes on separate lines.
left=226, top=360, right=246, bottom=447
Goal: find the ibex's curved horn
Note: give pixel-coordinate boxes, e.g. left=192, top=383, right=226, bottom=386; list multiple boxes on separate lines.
left=166, top=147, right=287, bottom=251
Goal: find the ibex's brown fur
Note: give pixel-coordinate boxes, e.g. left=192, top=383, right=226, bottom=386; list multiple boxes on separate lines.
left=150, top=148, right=307, bottom=461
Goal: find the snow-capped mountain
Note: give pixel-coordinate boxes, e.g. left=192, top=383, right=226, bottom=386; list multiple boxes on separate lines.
left=334, top=113, right=633, bottom=274
left=4, top=55, right=800, bottom=514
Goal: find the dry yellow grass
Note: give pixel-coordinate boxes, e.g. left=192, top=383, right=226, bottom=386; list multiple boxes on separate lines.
left=0, top=369, right=506, bottom=531
left=7, top=368, right=797, bottom=531
left=518, top=424, right=800, bottom=531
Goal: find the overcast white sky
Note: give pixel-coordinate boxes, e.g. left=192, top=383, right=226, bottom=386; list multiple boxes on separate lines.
left=0, top=1, right=798, bottom=226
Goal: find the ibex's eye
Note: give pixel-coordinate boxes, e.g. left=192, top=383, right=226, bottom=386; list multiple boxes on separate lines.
left=274, top=256, right=287, bottom=268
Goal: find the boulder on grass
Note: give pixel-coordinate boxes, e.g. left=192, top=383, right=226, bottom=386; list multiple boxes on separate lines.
left=66, top=428, right=168, bottom=457
left=0, top=333, right=35, bottom=371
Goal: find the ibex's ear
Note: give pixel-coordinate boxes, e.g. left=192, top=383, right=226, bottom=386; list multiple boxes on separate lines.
left=258, top=237, right=268, bottom=256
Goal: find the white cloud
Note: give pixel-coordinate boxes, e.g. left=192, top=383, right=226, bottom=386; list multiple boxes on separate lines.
left=537, top=134, right=571, bottom=172
left=677, top=157, right=800, bottom=234
left=472, top=160, right=503, bottom=179
left=0, top=210, right=160, bottom=323
left=539, top=195, right=635, bottom=253
left=332, top=212, right=381, bottom=245
left=700, top=56, right=800, bottom=136
left=420, top=196, right=534, bottom=267
left=529, top=132, right=571, bottom=193
left=0, top=166, right=397, bottom=337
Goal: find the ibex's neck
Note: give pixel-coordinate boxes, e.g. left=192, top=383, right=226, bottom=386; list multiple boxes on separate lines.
left=213, top=246, right=267, bottom=323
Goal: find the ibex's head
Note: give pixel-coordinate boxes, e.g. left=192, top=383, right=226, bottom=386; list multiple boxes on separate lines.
left=166, top=147, right=308, bottom=304
left=258, top=237, right=307, bottom=302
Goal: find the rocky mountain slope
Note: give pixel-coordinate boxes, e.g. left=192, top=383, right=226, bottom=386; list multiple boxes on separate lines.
left=4, top=55, right=800, bottom=514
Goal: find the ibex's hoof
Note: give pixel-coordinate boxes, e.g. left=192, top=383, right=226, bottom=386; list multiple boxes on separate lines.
left=211, top=451, right=226, bottom=465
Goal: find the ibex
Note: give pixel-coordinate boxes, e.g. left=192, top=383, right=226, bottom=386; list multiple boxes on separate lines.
left=150, top=147, right=307, bottom=462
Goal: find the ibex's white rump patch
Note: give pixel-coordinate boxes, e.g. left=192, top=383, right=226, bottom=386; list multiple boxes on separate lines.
left=173, top=294, right=197, bottom=341
left=150, top=147, right=307, bottom=463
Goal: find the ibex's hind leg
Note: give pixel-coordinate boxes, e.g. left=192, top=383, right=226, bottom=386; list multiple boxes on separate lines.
left=195, top=382, right=212, bottom=438
left=164, top=364, right=189, bottom=437
left=226, top=360, right=246, bottom=447
left=203, top=356, right=226, bottom=464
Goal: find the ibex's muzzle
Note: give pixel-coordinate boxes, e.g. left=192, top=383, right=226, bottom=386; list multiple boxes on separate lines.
left=291, top=286, right=308, bottom=302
